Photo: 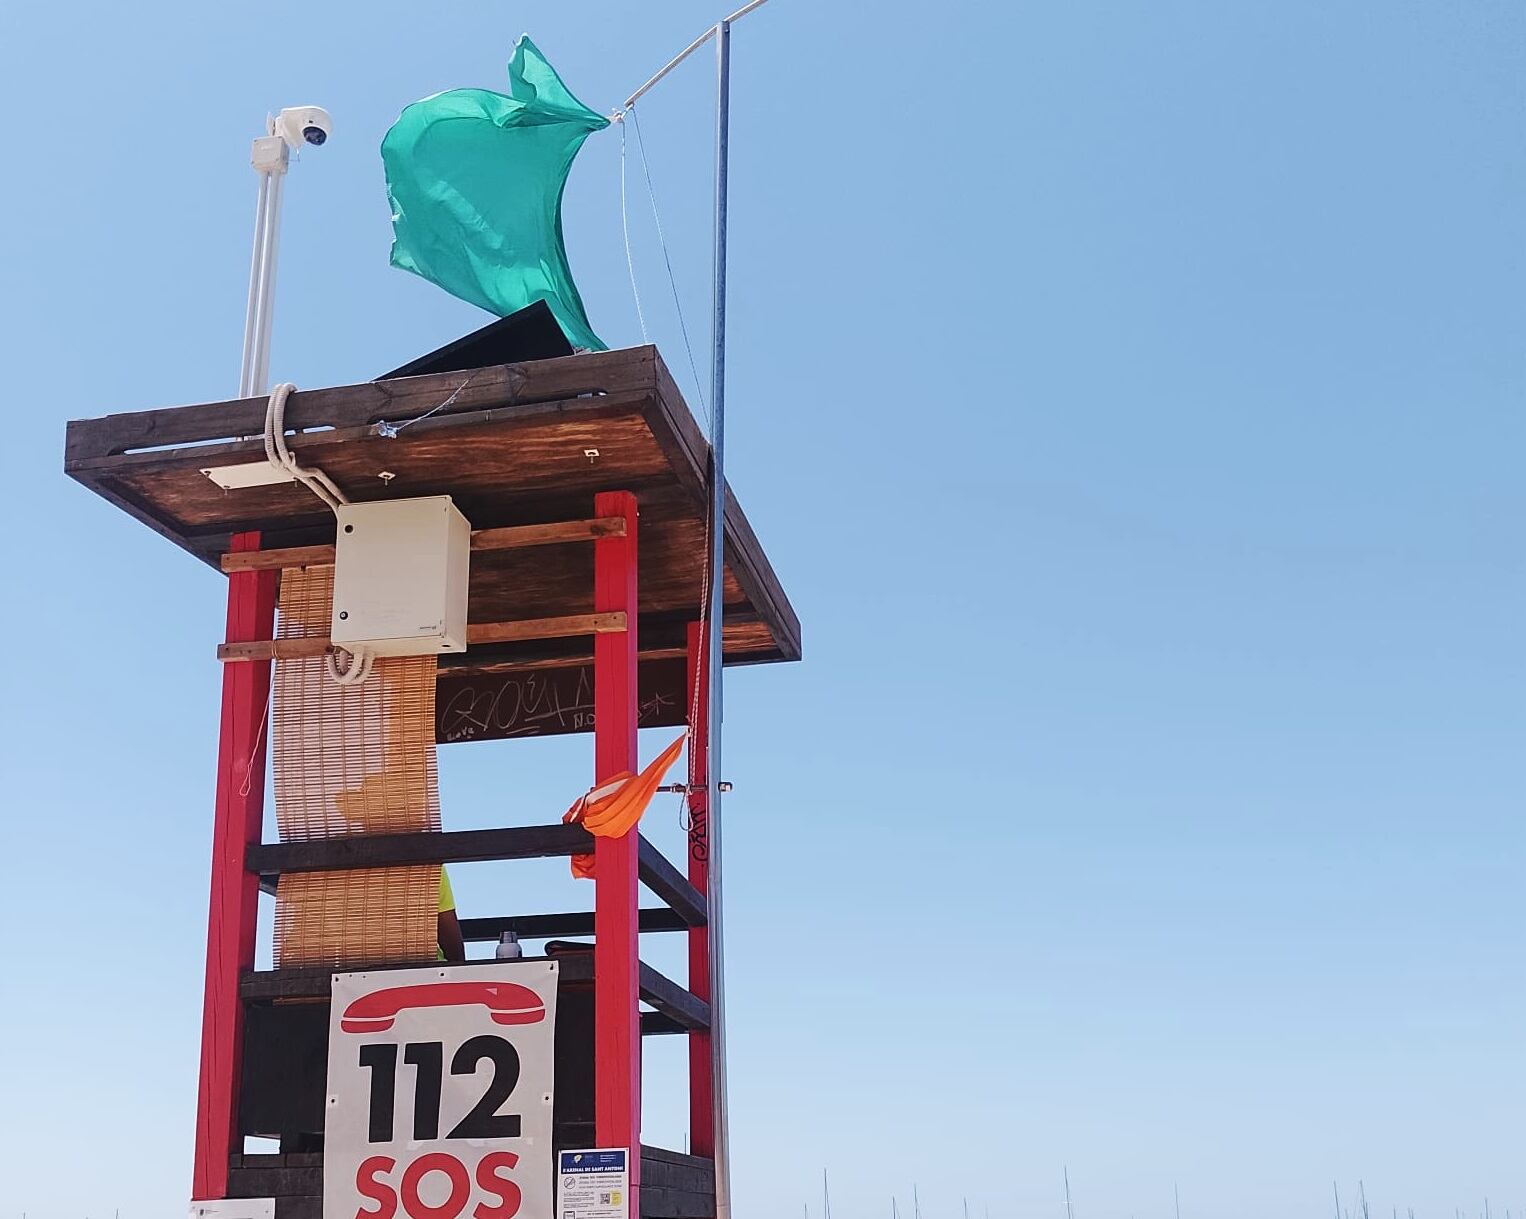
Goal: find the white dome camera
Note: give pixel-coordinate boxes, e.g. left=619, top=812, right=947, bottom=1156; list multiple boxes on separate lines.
left=275, top=106, right=333, bottom=149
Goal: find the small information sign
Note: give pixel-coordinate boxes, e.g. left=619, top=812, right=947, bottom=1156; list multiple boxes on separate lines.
left=557, top=1148, right=630, bottom=1219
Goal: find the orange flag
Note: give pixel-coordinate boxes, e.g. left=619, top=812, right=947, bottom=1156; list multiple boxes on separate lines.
left=563, top=733, right=687, bottom=878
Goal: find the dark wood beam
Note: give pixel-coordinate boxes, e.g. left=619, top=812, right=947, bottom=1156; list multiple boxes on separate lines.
left=219, top=612, right=627, bottom=662
left=458, top=908, right=688, bottom=942
left=238, top=951, right=704, bottom=1028
left=640, top=1012, right=689, bottom=1037
left=220, top=516, right=627, bottom=573
left=64, top=347, right=658, bottom=463
left=638, top=961, right=711, bottom=1032
left=247, top=824, right=593, bottom=876
left=240, top=952, right=593, bottom=1001
left=637, top=835, right=707, bottom=928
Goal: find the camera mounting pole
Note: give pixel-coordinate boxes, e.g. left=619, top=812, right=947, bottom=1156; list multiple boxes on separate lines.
left=238, top=107, right=331, bottom=399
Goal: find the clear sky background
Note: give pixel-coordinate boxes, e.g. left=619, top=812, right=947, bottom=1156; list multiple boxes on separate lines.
left=0, top=2, right=1521, bottom=1217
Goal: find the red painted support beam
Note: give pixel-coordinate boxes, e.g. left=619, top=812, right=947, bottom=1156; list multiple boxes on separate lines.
left=192, top=532, right=278, bottom=1199
left=684, top=621, right=715, bottom=1158
left=593, top=491, right=642, bottom=1197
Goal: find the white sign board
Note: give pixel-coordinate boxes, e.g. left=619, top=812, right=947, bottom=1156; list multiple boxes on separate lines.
left=190, top=1202, right=275, bottom=1219
left=325, top=961, right=559, bottom=1219
left=557, top=1149, right=630, bottom=1219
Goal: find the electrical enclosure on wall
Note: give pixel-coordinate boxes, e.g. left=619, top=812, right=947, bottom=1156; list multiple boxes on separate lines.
left=330, top=496, right=471, bottom=656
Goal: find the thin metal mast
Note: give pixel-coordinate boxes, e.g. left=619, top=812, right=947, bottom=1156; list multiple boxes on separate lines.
left=616, top=10, right=777, bottom=1209
left=1064, top=1167, right=1075, bottom=1219
left=706, top=14, right=734, bottom=1219
left=615, top=14, right=773, bottom=1206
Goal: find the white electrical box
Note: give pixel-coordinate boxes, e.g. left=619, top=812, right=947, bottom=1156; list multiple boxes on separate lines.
left=331, top=496, right=471, bottom=656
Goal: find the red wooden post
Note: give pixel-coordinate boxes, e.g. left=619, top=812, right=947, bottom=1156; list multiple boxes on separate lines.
left=593, top=491, right=641, bottom=1193
left=192, top=531, right=278, bottom=1199
left=684, top=621, right=715, bottom=1158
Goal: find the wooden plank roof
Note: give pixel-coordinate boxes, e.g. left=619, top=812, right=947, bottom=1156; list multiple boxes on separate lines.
left=63, top=345, right=799, bottom=674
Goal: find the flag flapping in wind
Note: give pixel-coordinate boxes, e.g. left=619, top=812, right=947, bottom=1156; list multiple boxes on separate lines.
left=563, top=734, right=688, bottom=878
left=382, top=36, right=609, bottom=350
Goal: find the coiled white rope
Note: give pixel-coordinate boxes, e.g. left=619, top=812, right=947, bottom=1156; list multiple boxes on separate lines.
left=324, top=645, right=374, bottom=686
left=263, top=382, right=374, bottom=686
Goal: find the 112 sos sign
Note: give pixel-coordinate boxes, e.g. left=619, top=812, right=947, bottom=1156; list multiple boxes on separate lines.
left=324, top=964, right=560, bottom=1219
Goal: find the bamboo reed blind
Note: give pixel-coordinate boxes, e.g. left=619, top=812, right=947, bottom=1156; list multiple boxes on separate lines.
left=271, top=565, right=441, bottom=968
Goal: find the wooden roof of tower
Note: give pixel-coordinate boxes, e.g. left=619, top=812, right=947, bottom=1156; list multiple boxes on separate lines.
left=64, top=345, right=800, bottom=683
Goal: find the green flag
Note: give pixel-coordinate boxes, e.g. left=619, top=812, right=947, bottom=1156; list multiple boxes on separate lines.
left=383, top=36, right=609, bottom=350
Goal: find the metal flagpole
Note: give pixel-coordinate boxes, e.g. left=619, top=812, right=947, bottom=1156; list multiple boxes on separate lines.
left=706, top=18, right=734, bottom=1217
left=615, top=8, right=774, bottom=1214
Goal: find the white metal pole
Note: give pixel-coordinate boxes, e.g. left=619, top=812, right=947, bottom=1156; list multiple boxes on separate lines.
left=706, top=16, right=733, bottom=1219
left=238, top=170, right=273, bottom=399
left=249, top=163, right=286, bottom=397
left=239, top=118, right=296, bottom=399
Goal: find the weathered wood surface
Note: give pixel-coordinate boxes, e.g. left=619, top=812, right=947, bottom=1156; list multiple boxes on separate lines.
left=228, top=1160, right=320, bottom=1197
left=641, top=1145, right=719, bottom=1199
left=220, top=515, right=626, bottom=572
left=641, top=1185, right=718, bottom=1219
left=64, top=345, right=798, bottom=668
left=637, top=836, right=708, bottom=928
left=637, top=962, right=711, bottom=1032
left=218, top=612, right=628, bottom=662
left=458, top=908, right=688, bottom=941
left=240, top=952, right=595, bottom=1001
left=240, top=951, right=692, bottom=1027
left=435, top=656, right=686, bottom=742
left=247, top=823, right=593, bottom=877
left=66, top=348, right=656, bottom=461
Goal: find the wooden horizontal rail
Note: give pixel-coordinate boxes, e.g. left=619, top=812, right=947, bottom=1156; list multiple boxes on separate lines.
left=241, top=952, right=593, bottom=1001
left=468, top=613, right=626, bottom=647
left=220, top=636, right=329, bottom=662
left=240, top=949, right=710, bottom=1033
left=219, top=516, right=627, bottom=573
left=639, top=1012, right=691, bottom=1036
left=472, top=517, right=627, bottom=550
left=458, top=908, right=689, bottom=942
left=65, top=347, right=658, bottom=463
left=637, top=835, right=707, bottom=928
left=247, top=824, right=594, bottom=875
left=638, top=961, right=711, bottom=1032
left=221, top=542, right=334, bottom=572
left=218, top=612, right=626, bottom=662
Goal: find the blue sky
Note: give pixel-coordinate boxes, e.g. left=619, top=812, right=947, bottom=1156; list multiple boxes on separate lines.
left=0, top=2, right=1522, bottom=1217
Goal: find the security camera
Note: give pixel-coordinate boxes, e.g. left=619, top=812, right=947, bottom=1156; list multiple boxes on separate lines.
left=275, top=106, right=333, bottom=149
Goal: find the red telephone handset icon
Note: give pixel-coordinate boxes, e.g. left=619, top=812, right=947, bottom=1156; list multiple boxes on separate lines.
left=340, top=981, right=546, bottom=1034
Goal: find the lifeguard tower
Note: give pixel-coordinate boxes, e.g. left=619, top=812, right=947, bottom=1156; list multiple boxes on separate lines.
left=62, top=312, right=799, bottom=1217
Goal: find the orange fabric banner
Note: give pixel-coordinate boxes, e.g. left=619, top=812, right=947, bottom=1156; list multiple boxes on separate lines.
left=563, top=733, right=687, bottom=878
